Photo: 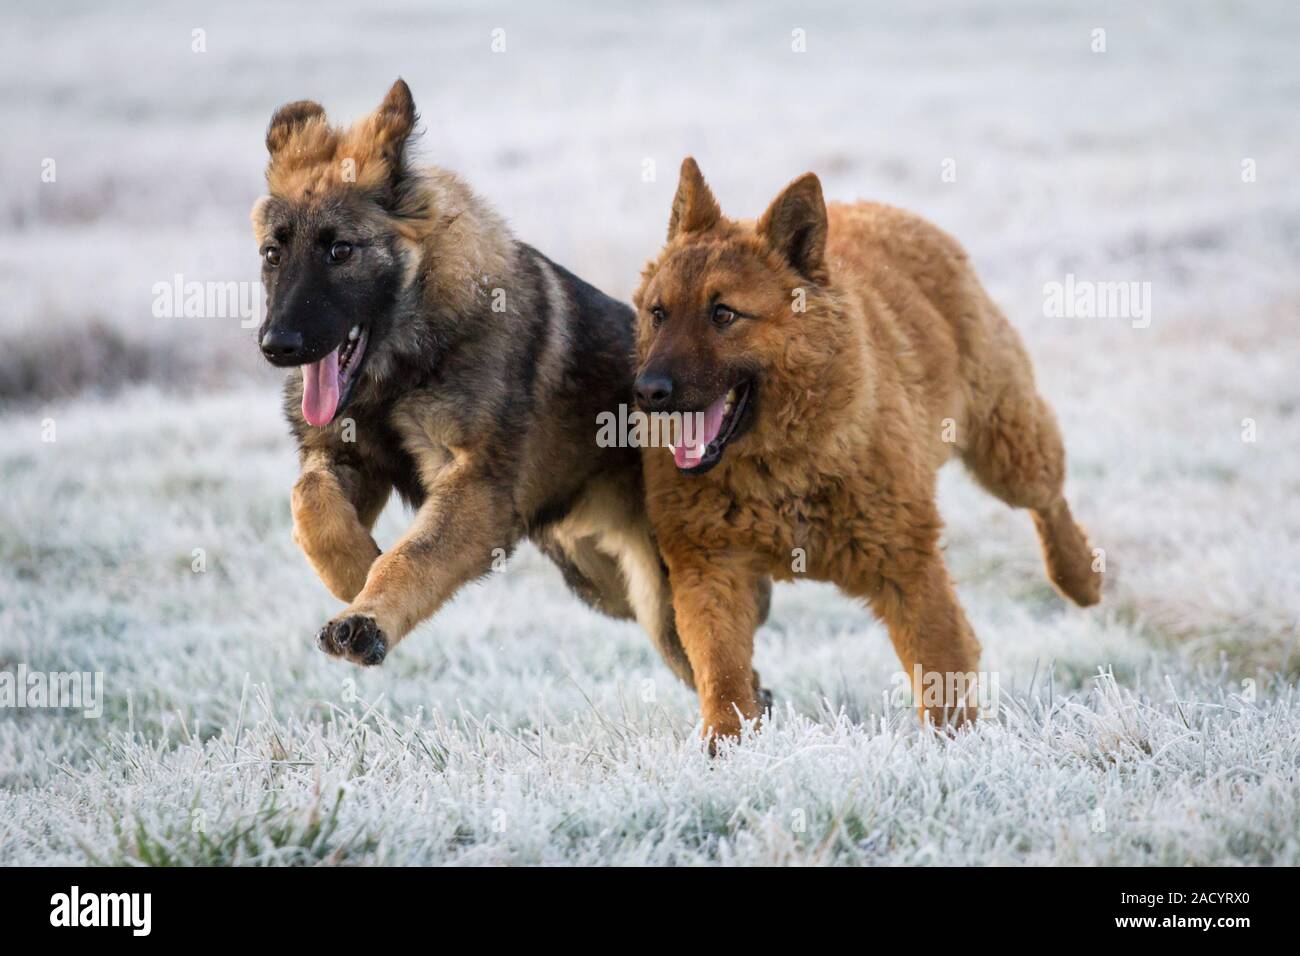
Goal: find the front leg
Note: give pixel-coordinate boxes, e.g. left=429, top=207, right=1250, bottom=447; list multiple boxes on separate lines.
left=859, top=551, right=983, bottom=729
left=317, top=455, right=517, bottom=665
left=291, top=454, right=389, bottom=602
left=666, top=550, right=764, bottom=747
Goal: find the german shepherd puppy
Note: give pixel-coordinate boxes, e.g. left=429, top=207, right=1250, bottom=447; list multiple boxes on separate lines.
left=251, top=80, right=732, bottom=684
left=633, top=159, right=1102, bottom=744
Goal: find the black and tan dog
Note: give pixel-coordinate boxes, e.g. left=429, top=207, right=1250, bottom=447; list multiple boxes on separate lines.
left=251, top=80, right=773, bottom=686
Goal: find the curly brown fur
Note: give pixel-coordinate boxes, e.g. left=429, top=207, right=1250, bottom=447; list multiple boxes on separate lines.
left=633, top=158, right=1101, bottom=744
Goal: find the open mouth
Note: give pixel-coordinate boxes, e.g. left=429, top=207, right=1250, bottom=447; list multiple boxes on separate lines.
left=301, top=324, right=369, bottom=427
left=669, top=379, right=755, bottom=475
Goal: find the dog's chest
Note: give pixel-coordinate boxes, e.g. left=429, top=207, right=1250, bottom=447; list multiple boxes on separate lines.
left=695, top=478, right=840, bottom=558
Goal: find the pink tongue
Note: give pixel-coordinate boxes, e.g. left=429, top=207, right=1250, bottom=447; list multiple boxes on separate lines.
left=301, top=348, right=340, bottom=427
left=672, top=394, right=728, bottom=469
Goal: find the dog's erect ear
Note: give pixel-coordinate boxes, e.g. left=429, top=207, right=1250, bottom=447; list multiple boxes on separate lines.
left=758, top=173, right=828, bottom=282
left=366, top=79, right=421, bottom=204
left=667, top=157, right=722, bottom=241
left=266, top=100, right=326, bottom=155
left=371, top=79, right=416, bottom=155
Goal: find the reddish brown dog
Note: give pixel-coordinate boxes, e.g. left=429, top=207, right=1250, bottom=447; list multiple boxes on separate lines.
left=633, top=159, right=1101, bottom=744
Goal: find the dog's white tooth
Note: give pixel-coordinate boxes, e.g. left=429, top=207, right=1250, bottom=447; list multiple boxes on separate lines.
left=348, top=325, right=360, bottom=341
left=726, top=388, right=736, bottom=403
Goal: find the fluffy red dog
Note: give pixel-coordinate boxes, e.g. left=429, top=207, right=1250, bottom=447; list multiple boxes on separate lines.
left=633, top=159, right=1101, bottom=743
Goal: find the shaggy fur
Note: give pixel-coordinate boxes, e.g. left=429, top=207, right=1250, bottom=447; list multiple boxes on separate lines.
left=251, top=81, right=718, bottom=682
left=633, top=158, right=1102, bottom=743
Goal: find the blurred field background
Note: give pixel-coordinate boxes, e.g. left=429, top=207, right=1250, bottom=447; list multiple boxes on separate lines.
left=1, top=0, right=1297, bottom=864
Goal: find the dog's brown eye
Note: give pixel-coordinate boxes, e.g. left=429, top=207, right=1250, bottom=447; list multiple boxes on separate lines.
left=650, top=306, right=665, bottom=329
left=713, top=304, right=737, bottom=328
left=263, top=245, right=281, bottom=267
left=329, top=241, right=353, bottom=263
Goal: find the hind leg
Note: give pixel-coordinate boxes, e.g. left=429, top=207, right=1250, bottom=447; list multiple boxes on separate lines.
left=962, top=385, right=1101, bottom=606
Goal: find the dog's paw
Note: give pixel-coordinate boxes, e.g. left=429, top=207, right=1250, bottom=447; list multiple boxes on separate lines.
left=316, top=614, right=388, bottom=666
left=756, top=686, right=775, bottom=714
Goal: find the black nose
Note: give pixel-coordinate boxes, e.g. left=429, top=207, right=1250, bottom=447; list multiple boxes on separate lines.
left=634, top=372, right=674, bottom=409
left=260, top=328, right=304, bottom=362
